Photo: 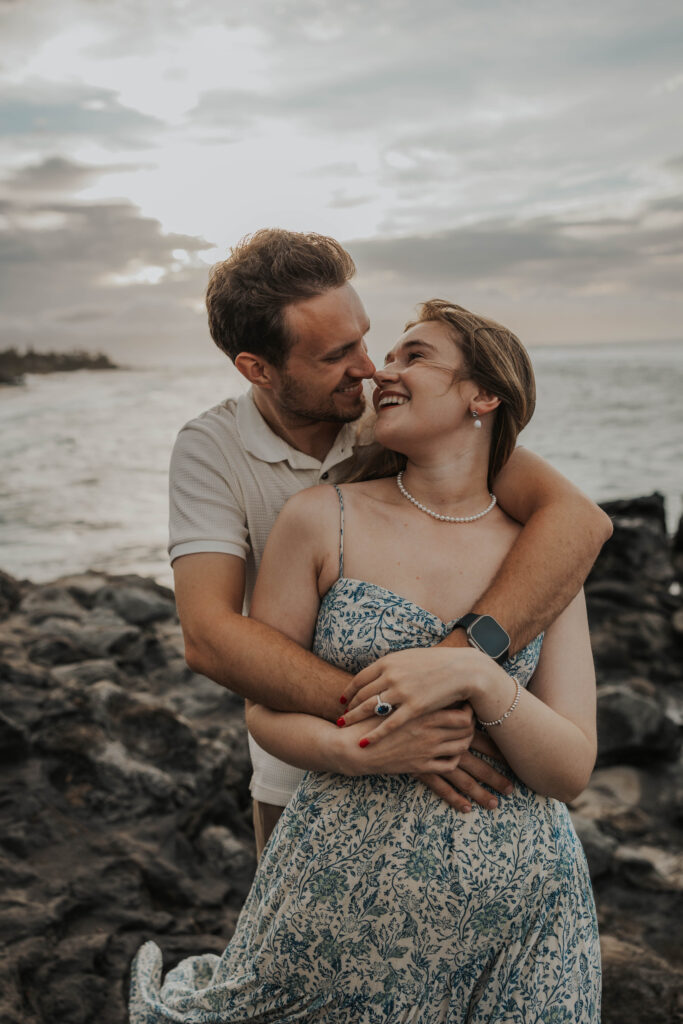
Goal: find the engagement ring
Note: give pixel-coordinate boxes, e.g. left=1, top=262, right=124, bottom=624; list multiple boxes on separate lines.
left=374, top=694, right=393, bottom=717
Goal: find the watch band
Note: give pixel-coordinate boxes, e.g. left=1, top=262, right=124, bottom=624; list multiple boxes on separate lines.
left=454, top=613, right=479, bottom=631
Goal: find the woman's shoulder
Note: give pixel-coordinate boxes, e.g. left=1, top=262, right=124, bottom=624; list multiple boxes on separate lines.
left=276, top=484, right=345, bottom=537
left=267, top=487, right=343, bottom=578
left=277, top=479, right=397, bottom=540
left=336, top=477, right=397, bottom=504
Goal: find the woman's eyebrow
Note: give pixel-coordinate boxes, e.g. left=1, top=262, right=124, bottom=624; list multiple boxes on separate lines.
left=384, top=339, right=436, bottom=363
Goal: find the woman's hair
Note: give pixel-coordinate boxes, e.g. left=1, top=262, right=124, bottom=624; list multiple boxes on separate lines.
left=206, top=229, right=356, bottom=368
left=347, top=299, right=536, bottom=486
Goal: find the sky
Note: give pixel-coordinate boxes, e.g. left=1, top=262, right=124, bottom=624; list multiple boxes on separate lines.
left=1, top=0, right=682, bottom=366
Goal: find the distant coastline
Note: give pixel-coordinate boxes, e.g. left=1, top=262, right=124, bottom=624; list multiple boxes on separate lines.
left=0, top=347, right=118, bottom=385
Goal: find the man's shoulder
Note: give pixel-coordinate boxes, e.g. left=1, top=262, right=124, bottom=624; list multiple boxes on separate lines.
left=171, top=393, right=250, bottom=477
left=173, top=395, right=247, bottom=458
left=179, top=395, right=241, bottom=436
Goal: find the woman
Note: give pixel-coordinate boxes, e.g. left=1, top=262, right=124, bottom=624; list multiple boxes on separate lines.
left=130, top=301, right=600, bottom=1022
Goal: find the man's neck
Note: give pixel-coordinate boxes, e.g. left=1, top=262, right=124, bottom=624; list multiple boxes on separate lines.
left=252, top=389, right=343, bottom=463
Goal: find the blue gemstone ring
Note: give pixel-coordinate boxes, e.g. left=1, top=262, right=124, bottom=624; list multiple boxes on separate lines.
left=374, top=694, right=394, bottom=717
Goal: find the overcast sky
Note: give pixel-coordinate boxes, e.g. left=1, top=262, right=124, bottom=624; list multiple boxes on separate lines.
left=1, top=0, right=681, bottom=365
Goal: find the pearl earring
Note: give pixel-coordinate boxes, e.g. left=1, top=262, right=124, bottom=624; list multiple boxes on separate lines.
left=472, top=410, right=482, bottom=429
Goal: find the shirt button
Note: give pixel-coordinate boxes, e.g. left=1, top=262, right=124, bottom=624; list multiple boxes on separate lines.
left=321, top=472, right=329, bottom=480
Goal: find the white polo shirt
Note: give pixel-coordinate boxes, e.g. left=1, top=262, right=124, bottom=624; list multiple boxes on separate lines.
left=169, top=387, right=373, bottom=805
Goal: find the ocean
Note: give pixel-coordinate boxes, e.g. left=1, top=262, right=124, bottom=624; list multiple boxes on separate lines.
left=1, top=340, right=681, bottom=587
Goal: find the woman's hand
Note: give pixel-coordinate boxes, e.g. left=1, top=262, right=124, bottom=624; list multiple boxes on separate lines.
left=334, top=705, right=475, bottom=776
left=339, top=646, right=496, bottom=745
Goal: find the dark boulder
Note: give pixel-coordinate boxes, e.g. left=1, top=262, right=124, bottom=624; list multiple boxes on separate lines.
left=596, top=680, right=681, bottom=765
left=591, top=493, right=673, bottom=589
left=94, top=583, right=176, bottom=625
left=601, top=935, right=683, bottom=1024
left=0, top=570, right=24, bottom=620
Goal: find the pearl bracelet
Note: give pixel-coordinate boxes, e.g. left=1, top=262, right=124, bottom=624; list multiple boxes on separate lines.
left=477, top=676, right=522, bottom=729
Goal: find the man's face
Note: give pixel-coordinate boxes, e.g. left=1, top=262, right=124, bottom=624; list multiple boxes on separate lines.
left=273, top=284, right=375, bottom=424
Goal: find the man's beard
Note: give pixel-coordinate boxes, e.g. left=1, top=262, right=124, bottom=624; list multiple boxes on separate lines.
left=277, top=370, right=366, bottom=424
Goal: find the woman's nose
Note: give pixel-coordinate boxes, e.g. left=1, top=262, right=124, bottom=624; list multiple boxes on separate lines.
left=373, top=362, right=400, bottom=386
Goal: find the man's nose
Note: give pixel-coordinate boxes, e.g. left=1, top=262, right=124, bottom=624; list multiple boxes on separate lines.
left=349, top=348, right=376, bottom=378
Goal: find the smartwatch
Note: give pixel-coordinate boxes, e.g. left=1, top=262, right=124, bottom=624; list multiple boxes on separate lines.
left=454, top=613, right=510, bottom=664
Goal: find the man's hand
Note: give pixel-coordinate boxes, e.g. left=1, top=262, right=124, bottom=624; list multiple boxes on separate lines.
left=418, top=734, right=513, bottom=812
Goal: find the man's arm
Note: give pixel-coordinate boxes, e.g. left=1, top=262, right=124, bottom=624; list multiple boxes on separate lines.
left=440, top=447, right=612, bottom=654
left=174, top=552, right=347, bottom=722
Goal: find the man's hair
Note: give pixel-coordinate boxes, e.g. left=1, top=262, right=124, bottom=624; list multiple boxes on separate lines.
left=206, top=229, right=356, bottom=368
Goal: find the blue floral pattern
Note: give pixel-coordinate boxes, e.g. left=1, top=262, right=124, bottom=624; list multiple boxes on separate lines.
left=130, top=576, right=601, bottom=1023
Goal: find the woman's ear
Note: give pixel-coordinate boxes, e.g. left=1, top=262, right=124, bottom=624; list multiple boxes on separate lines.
left=234, top=352, right=277, bottom=389
left=471, top=388, right=501, bottom=415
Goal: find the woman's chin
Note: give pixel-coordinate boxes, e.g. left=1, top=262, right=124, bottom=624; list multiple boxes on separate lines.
left=373, top=424, right=404, bottom=450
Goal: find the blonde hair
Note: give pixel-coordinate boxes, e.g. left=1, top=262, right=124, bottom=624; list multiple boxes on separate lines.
left=346, top=300, right=536, bottom=486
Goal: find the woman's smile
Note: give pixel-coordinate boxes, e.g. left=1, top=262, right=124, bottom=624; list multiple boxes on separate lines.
left=374, top=388, right=410, bottom=411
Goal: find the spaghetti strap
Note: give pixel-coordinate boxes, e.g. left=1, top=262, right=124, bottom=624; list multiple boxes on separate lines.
left=332, top=485, right=344, bottom=579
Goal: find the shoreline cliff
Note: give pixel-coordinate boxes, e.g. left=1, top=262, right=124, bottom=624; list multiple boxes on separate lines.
left=0, top=494, right=681, bottom=1023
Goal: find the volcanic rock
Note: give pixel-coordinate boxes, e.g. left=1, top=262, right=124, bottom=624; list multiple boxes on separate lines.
left=0, top=495, right=681, bottom=1023
left=0, top=570, right=254, bottom=1024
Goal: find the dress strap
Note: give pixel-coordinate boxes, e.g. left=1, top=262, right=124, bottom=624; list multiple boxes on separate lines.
left=332, top=485, right=345, bottom=579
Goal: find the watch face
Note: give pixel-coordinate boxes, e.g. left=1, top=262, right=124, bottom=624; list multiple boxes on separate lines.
left=470, top=615, right=510, bottom=661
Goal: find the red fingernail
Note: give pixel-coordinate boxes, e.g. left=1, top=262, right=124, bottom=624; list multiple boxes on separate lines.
left=336, top=716, right=346, bottom=727
left=359, top=738, right=369, bottom=748
left=339, top=695, right=347, bottom=705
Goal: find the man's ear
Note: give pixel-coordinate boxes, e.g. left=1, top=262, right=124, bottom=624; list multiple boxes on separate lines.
left=234, top=352, right=277, bottom=389
left=471, top=388, right=501, bottom=415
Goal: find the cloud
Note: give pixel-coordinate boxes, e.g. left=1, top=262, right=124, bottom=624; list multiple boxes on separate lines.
left=0, top=80, right=162, bottom=147
left=346, top=194, right=683, bottom=350
left=0, top=0, right=681, bottom=354
left=665, top=155, right=683, bottom=174
left=0, top=160, right=216, bottom=361
left=349, top=197, right=683, bottom=295
left=328, top=191, right=375, bottom=209
left=3, top=155, right=143, bottom=193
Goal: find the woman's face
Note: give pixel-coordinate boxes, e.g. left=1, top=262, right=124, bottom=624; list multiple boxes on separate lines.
left=372, top=319, right=478, bottom=454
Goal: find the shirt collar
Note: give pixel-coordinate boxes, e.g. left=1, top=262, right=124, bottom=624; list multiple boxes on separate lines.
left=236, top=388, right=370, bottom=471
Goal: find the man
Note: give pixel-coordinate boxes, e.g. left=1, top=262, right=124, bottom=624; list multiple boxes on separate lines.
left=170, top=228, right=612, bottom=854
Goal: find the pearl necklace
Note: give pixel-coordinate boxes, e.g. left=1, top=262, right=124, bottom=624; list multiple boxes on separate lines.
left=396, top=471, right=497, bottom=523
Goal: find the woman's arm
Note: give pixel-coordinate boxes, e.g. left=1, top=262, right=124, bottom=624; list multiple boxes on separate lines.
left=341, top=590, right=597, bottom=803
left=467, top=591, right=596, bottom=801
left=245, top=701, right=476, bottom=777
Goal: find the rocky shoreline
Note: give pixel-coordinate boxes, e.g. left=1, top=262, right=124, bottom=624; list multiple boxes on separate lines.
left=1, top=494, right=681, bottom=1023
left=0, top=348, right=118, bottom=386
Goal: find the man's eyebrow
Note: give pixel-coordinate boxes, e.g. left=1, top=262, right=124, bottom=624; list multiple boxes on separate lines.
left=383, top=338, right=436, bottom=363
left=324, top=341, right=356, bottom=358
